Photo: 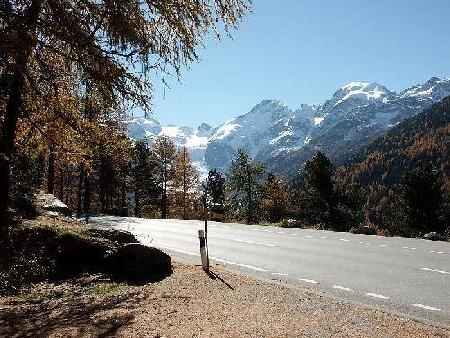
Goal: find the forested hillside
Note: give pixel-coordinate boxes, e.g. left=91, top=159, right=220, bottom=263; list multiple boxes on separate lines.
left=343, top=96, right=450, bottom=189
left=337, top=96, right=450, bottom=236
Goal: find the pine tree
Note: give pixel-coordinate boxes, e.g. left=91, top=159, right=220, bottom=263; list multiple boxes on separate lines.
left=261, top=173, right=290, bottom=223
left=385, top=163, right=445, bottom=237
left=174, top=147, right=198, bottom=219
left=226, top=149, right=266, bottom=224
left=205, top=169, right=226, bottom=211
left=153, top=136, right=177, bottom=219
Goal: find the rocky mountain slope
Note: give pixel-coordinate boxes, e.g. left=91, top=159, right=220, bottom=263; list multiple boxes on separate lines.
left=125, top=77, right=450, bottom=179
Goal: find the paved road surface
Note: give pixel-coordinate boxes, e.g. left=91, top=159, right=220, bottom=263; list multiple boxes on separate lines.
left=91, top=216, right=450, bottom=327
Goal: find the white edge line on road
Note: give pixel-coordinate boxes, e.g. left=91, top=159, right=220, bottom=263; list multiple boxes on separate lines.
left=298, top=278, right=319, bottom=284
left=366, top=292, right=389, bottom=299
left=210, top=256, right=268, bottom=272
left=271, top=272, right=288, bottom=276
left=305, top=235, right=313, bottom=238
left=412, top=304, right=441, bottom=311
left=332, top=285, right=352, bottom=291
left=420, top=267, right=450, bottom=274
left=291, top=233, right=299, bottom=236
left=320, top=236, right=327, bottom=239
left=339, top=239, right=349, bottom=242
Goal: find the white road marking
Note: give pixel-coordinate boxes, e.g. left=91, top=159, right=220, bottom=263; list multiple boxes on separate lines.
left=298, top=278, right=319, bottom=284
left=305, top=235, right=313, bottom=238
left=263, top=229, right=272, bottom=233
left=412, top=304, right=441, bottom=311
left=410, top=247, right=416, bottom=250
left=320, top=236, right=327, bottom=239
left=291, top=233, right=299, bottom=236
left=437, top=251, right=444, bottom=254
left=366, top=293, right=389, bottom=299
left=332, top=285, right=352, bottom=291
left=211, top=236, right=276, bottom=247
left=420, top=267, right=450, bottom=275
left=379, top=244, right=387, bottom=247
left=403, top=246, right=409, bottom=249
left=365, top=242, right=371, bottom=245
left=339, top=239, right=349, bottom=242
left=277, top=231, right=285, bottom=234
left=271, top=272, right=288, bottom=276
left=359, top=241, right=365, bottom=244
left=210, top=256, right=268, bottom=272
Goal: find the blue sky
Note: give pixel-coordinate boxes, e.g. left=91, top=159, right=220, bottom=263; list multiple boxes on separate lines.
left=144, top=0, right=450, bottom=127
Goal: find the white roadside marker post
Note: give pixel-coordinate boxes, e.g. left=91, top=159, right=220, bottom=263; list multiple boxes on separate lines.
left=198, top=229, right=209, bottom=271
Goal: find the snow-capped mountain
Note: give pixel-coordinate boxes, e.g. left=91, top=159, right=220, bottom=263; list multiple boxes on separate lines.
left=125, top=77, right=450, bottom=178
left=125, top=118, right=212, bottom=178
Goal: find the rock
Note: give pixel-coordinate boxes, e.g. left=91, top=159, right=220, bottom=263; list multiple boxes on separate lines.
left=351, top=226, right=377, bottom=235
left=87, top=228, right=138, bottom=245
left=287, top=219, right=303, bottom=228
left=53, top=232, right=112, bottom=277
left=422, top=232, right=447, bottom=241
left=106, top=244, right=172, bottom=284
left=35, top=193, right=71, bottom=216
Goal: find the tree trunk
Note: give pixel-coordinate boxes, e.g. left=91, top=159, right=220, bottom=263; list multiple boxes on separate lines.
left=47, top=147, right=55, bottom=194
left=121, top=184, right=126, bottom=216
left=0, top=69, right=24, bottom=227
left=76, top=163, right=84, bottom=217
left=134, top=189, right=140, bottom=217
left=83, top=173, right=91, bottom=223
left=182, top=149, right=187, bottom=220
left=0, top=1, right=44, bottom=228
left=246, top=166, right=252, bottom=225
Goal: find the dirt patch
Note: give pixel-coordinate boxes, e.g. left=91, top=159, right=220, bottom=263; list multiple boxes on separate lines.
left=0, top=263, right=447, bottom=338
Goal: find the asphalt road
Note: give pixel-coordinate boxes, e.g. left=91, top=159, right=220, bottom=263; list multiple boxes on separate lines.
left=90, top=216, right=450, bottom=327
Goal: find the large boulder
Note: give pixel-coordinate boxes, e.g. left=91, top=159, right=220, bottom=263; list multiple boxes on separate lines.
left=106, top=244, right=172, bottom=284
left=87, top=228, right=138, bottom=245
left=35, top=193, right=71, bottom=217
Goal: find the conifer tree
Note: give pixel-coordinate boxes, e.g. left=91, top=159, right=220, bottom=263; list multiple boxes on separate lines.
left=261, top=173, right=290, bottom=223
left=153, top=136, right=177, bottom=218
left=385, top=163, right=445, bottom=237
left=226, top=149, right=266, bottom=224
left=174, top=147, right=198, bottom=219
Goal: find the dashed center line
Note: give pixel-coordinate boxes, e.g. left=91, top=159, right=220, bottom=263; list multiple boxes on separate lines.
left=211, top=236, right=276, bottom=247
left=430, top=250, right=445, bottom=254
left=412, top=304, right=441, bottom=311
left=332, top=285, right=352, bottom=291
left=420, top=267, right=449, bottom=275
left=379, top=244, right=387, bottom=247
left=298, top=278, right=319, bottom=284
left=366, top=292, right=389, bottom=299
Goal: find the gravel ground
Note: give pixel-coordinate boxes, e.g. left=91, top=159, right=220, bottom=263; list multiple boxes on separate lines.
left=0, top=263, right=448, bottom=338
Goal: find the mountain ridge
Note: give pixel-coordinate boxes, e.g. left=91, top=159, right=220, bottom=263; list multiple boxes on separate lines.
left=125, top=76, right=450, bottom=178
